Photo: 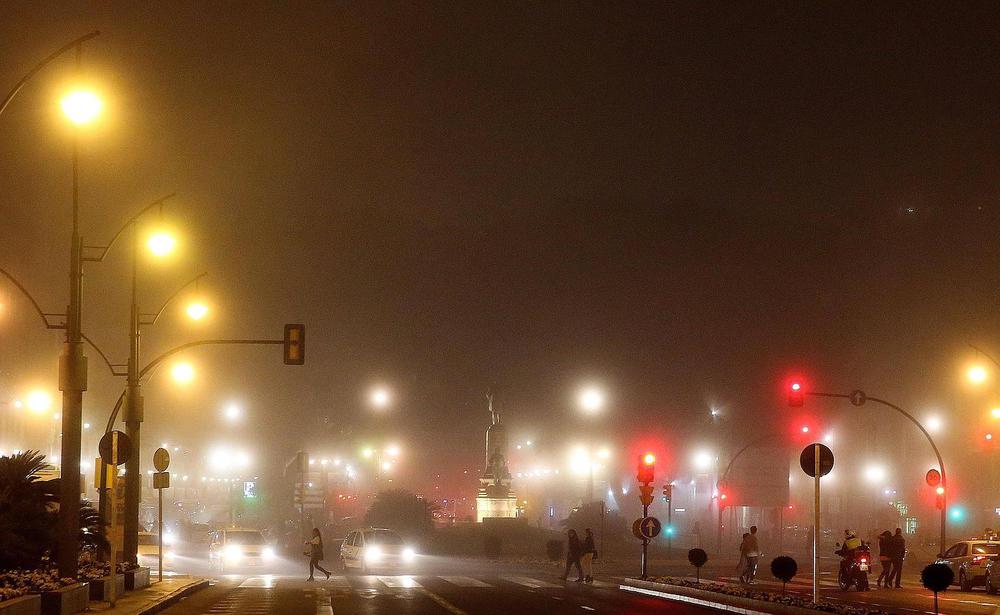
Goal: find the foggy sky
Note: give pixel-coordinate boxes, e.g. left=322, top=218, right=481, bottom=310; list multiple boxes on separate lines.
left=1, top=3, right=999, bottom=494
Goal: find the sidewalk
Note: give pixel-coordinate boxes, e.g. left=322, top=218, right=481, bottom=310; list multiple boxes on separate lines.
left=86, top=576, right=209, bottom=615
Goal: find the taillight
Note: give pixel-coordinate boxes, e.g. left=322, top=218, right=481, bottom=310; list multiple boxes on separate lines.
left=860, top=558, right=868, bottom=564
left=973, top=555, right=989, bottom=565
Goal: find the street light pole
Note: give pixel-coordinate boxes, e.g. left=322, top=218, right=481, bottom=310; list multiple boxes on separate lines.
left=123, top=223, right=144, bottom=565
left=57, top=43, right=89, bottom=579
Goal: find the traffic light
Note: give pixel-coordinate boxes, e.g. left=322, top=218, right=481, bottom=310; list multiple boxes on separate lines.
left=637, top=453, right=655, bottom=484
left=662, top=484, right=672, bottom=501
left=283, top=323, right=305, bottom=365
left=935, top=485, right=945, bottom=510
left=788, top=382, right=804, bottom=407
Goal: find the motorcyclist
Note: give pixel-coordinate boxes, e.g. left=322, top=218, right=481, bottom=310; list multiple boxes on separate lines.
left=836, top=530, right=862, bottom=572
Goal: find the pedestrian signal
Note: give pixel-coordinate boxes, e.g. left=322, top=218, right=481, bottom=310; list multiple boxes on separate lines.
left=284, top=324, right=305, bottom=365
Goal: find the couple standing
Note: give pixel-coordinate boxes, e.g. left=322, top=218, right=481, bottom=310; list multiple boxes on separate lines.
left=563, top=528, right=598, bottom=583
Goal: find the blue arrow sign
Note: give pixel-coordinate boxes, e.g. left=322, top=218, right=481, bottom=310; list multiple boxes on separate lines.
left=639, top=515, right=662, bottom=539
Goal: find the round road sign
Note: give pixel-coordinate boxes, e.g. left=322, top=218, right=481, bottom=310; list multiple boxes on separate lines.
left=849, top=390, right=867, bottom=406
left=926, top=468, right=941, bottom=487
left=799, top=443, right=834, bottom=478
left=153, top=447, right=170, bottom=472
left=638, top=516, right=662, bottom=539
left=99, top=430, right=132, bottom=466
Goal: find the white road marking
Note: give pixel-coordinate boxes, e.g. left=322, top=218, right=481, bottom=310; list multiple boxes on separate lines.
left=315, top=587, right=332, bottom=615
left=439, top=576, right=493, bottom=587
left=501, top=575, right=561, bottom=589
left=377, top=575, right=421, bottom=588
left=327, top=575, right=351, bottom=588
left=239, top=576, right=277, bottom=588
left=581, top=607, right=596, bottom=611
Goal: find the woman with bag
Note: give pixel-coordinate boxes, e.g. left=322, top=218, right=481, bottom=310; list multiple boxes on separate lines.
left=305, top=527, right=331, bottom=581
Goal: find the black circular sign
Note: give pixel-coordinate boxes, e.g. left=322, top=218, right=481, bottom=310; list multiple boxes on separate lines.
left=688, top=548, right=708, bottom=568
left=99, top=430, right=132, bottom=466
left=799, top=443, right=834, bottom=477
left=921, top=563, right=954, bottom=593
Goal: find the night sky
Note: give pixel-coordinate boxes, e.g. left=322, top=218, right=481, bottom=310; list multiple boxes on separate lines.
left=1, top=3, right=999, bottom=496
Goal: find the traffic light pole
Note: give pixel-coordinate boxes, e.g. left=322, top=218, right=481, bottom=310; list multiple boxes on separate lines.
left=807, top=390, right=947, bottom=555
left=641, top=500, right=649, bottom=579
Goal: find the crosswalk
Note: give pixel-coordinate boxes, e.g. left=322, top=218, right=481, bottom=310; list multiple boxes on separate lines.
left=246, top=573, right=614, bottom=592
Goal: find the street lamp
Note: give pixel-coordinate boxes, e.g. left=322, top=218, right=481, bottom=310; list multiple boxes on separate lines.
left=968, top=365, right=989, bottom=385
left=60, top=90, right=102, bottom=125
left=170, top=362, right=195, bottom=384
left=224, top=404, right=241, bottom=422
left=577, top=386, right=606, bottom=414
left=146, top=231, right=176, bottom=257
left=369, top=387, right=391, bottom=409
left=26, top=390, right=53, bottom=414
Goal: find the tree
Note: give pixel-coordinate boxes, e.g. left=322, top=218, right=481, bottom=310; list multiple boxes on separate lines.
left=0, top=451, right=58, bottom=569
left=364, top=490, right=438, bottom=538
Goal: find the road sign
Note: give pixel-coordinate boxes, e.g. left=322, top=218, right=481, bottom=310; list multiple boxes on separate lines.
left=799, top=443, right=834, bottom=477
left=153, top=471, right=170, bottom=489
left=153, top=447, right=170, bottom=472
left=283, top=324, right=305, bottom=365
left=849, top=390, right=867, bottom=406
left=926, top=468, right=941, bottom=487
left=638, top=516, right=662, bottom=539
left=99, top=431, right=132, bottom=466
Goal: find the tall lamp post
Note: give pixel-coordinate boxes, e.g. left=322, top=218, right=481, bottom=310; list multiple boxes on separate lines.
left=82, top=203, right=206, bottom=563
left=0, top=32, right=102, bottom=578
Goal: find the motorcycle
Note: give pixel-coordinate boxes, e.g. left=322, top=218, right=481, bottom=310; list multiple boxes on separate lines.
left=836, top=542, right=872, bottom=591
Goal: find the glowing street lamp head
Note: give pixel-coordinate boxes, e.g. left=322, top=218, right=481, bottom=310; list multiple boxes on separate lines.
left=992, top=408, right=1000, bottom=420
left=926, top=416, right=943, bottom=433
left=26, top=391, right=52, bottom=414
left=863, top=464, right=887, bottom=484
left=370, top=387, right=390, bottom=408
left=61, top=90, right=102, bottom=125
left=968, top=365, right=988, bottom=384
left=186, top=301, right=209, bottom=320
left=578, top=387, right=606, bottom=413
left=224, top=404, right=241, bottom=421
left=147, top=232, right=176, bottom=257
left=385, top=445, right=401, bottom=458
left=361, top=448, right=374, bottom=459
left=643, top=453, right=656, bottom=465
left=171, top=362, right=195, bottom=384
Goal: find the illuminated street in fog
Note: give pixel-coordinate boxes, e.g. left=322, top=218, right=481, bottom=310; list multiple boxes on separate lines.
left=3, top=4, right=1000, bottom=615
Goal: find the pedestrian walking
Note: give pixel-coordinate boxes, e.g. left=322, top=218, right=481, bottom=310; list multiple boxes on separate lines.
left=562, top=529, right=583, bottom=582
left=581, top=528, right=598, bottom=584
left=305, top=527, right=331, bottom=581
left=743, top=526, right=761, bottom=584
left=875, top=530, right=892, bottom=588
left=889, top=528, right=905, bottom=588
left=737, top=533, right=750, bottom=582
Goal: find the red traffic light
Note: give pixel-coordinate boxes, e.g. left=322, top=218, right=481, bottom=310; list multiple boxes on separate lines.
left=788, top=381, right=804, bottom=407
left=636, top=453, right=655, bottom=484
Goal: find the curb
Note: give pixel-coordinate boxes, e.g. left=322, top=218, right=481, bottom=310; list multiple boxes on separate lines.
left=134, top=579, right=210, bottom=615
left=619, top=578, right=886, bottom=615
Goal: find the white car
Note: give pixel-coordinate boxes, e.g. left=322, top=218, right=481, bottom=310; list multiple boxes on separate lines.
left=340, top=528, right=416, bottom=573
left=208, top=528, right=277, bottom=573
left=936, top=539, right=1000, bottom=591
left=136, top=531, right=175, bottom=570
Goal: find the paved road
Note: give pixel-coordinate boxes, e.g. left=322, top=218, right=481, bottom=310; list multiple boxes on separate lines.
left=159, top=559, right=722, bottom=615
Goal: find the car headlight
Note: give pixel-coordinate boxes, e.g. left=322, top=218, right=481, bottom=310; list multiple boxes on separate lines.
left=364, top=546, right=383, bottom=562
left=262, top=547, right=276, bottom=561
left=225, top=545, right=242, bottom=561
left=402, top=547, right=416, bottom=562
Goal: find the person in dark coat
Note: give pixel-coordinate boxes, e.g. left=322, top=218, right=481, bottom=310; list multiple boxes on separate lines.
left=305, top=527, right=331, bottom=581
left=888, top=528, right=905, bottom=588
left=581, top=528, right=598, bottom=584
left=562, top=529, right=583, bottom=581
left=876, top=530, right=892, bottom=588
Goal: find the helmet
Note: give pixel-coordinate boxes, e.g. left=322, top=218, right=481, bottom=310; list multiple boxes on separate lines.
left=845, top=529, right=856, bottom=538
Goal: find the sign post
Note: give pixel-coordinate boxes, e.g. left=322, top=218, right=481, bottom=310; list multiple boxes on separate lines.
left=800, top=443, right=834, bottom=605
left=99, top=431, right=131, bottom=606
left=152, top=448, right=170, bottom=582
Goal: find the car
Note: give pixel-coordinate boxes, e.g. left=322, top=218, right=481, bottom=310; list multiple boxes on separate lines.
left=935, top=539, right=1000, bottom=591
left=136, top=531, right=175, bottom=570
left=340, top=528, right=416, bottom=573
left=208, top=528, right=277, bottom=573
